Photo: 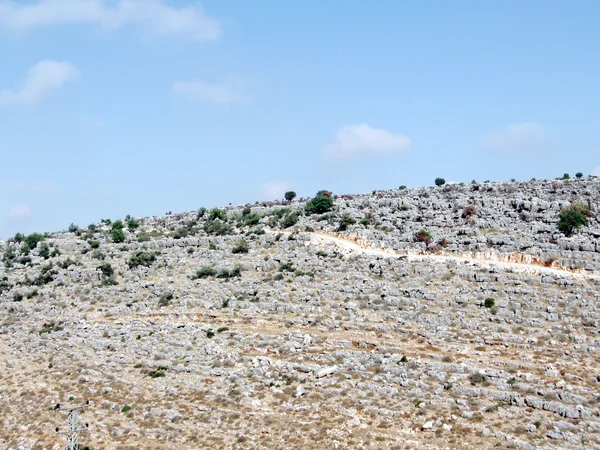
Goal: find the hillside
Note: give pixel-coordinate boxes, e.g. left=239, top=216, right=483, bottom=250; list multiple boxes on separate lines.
left=1, top=178, right=599, bottom=450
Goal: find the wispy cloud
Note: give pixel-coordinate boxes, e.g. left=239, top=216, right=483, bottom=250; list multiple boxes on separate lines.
left=323, top=124, right=411, bottom=160
left=10, top=182, right=59, bottom=194
left=0, top=60, right=81, bottom=106
left=481, top=122, right=547, bottom=152
left=261, top=181, right=292, bottom=201
left=8, top=204, right=33, bottom=221
left=171, top=77, right=251, bottom=104
left=0, top=0, right=221, bottom=41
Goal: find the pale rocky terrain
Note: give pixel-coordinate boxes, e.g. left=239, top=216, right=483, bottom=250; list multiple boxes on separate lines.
left=1, top=178, right=599, bottom=449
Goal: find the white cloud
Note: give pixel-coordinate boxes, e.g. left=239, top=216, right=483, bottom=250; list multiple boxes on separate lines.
left=8, top=204, right=33, bottom=220
left=323, top=124, right=411, bottom=160
left=593, top=166, right=600, bottom=176
left=0, top=0, right=221, bottom=41
left=0, top=60, right=81, bottom=106
left=171, top=78, right=251, bottom=104
left=482, top=122, right=547, bottom=152
left=261, top=181, right=293, bottom=201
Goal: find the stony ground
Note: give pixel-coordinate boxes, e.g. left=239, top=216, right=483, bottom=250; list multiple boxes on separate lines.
left=1, top=178, right=599, bottom=449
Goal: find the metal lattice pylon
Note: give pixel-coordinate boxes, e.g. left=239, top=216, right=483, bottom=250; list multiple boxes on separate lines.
left=57, top=404, right=89, bottom=450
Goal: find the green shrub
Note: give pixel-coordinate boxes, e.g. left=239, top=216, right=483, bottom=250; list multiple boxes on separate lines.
left=399, top=185, right=407, bottom=190
left=557, top=202, right=591, bottom=237
left=575, top=172, right=583, bottom=179
left=127, top=218, right=140, bottom=231
left=204, top=219, right=232, bottom=236
left=58, top=258, right=78, bottom=269
left=38, top=243, right=51, bottom=260
left=13, top=292, right=24, bottom=302
left=272, top=208, right=289, bottom=219
left=232, top=239, right=249, bottom=254
left=0, top=277, right=13, bottom=294
left=435, top=178, right=446, bottom=187
left=359, top=218, right=370, bottom=226
left=217, top=266, right=242, bottom=279
left=193, top=266, right=217, bottom=279
left=484, top=298, right=495, bottom=308
left=172, top=227, right=190, bottom=239
left=11, top=233, right=24, bottom=243
left=208, top=208, right=226, bottom=221
left=337, top=213, right=356, bottom=231
left=112, top=228, right=125, bottom=243
left=280, top=211, right=299, bottom=229
left=39, top=321, right=63, bottom=334
left=469, top=373, right=488, bottom=385
left=111, top=220, right=124, bottom=230
left=68, top=223, right=79, bottom=233
left=414, top=229, right=432, bottom=245
left=197, top=207, right=207, bottom=218
left=244, top=213, right=261, bottom=226
left=22, top=233, right=45, bottom=253
left=158, top=293, right=173, bottom=307
left=305, top=192, right=334, bottom=215
left=121, top=405, right=132, bottom=413
left=128, top=251, right=158, bottom=269
left=284, top=191, right=297, bottom=201
left=148, top=368, right=166, bottom=378
left=89, top=240, right=100, bottom=249
left=137, top=233, right=151, bottom=242
left=33, top=264, right=57, bottom=286
left=98, top=263, right=114, bottom=278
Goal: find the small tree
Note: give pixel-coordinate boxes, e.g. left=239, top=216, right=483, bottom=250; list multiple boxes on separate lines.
left=435, top=178, right=446, bottom=187
left=305, top=191, right=334, bottom=215
left=557, top=202, right=591, bottom=237
left=112, top=228, right=125, bottom=243
left=284, top=191, right=297, bottom=202
left=127, top=218, right=140, bottom=231
left=68, top=223, right=79, bottom=233
left=575, top=172, right=583, bottom=179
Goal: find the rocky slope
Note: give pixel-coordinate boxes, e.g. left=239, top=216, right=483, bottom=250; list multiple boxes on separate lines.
left=0, top=178, right=599, bottom=449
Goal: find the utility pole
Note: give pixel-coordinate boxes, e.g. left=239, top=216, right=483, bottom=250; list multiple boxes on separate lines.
left=56, top=403, right=89, bottom=450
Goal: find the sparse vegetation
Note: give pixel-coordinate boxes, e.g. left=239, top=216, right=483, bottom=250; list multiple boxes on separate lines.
left=435, top=178, right=446, bottom=187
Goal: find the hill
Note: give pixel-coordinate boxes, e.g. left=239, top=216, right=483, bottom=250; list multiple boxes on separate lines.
left=1, top=178, right=599, bottom=449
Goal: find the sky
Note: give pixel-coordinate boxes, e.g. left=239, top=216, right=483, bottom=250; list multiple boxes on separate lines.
left=1, top=0, right=599, bottom=238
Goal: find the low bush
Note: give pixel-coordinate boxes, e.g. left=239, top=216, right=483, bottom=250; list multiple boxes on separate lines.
left=337, top=213, right=356, bottom=231
left=128, top=251, right=159, bottom=269
left=217, top=266, right=242, bottom=279
left=193, top=266, right=217, bottom=279
left=232, top=239, right=249, bottom=254
left=414, top=229, right=432, bottom=245
left=280, top=211, right=299, bottom=229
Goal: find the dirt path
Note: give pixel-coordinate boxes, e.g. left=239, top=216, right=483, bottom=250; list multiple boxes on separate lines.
left=276, top=230, right=599, bottom=281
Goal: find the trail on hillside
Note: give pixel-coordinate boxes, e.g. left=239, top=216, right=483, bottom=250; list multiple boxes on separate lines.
left=274, top=230, right=599, bottom=281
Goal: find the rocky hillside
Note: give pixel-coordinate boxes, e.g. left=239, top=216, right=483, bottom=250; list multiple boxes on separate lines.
left=0, top=178, right=599, bottom=449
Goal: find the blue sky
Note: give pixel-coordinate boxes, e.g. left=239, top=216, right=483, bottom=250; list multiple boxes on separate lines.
left=1, top=0, right=599, bottom=238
